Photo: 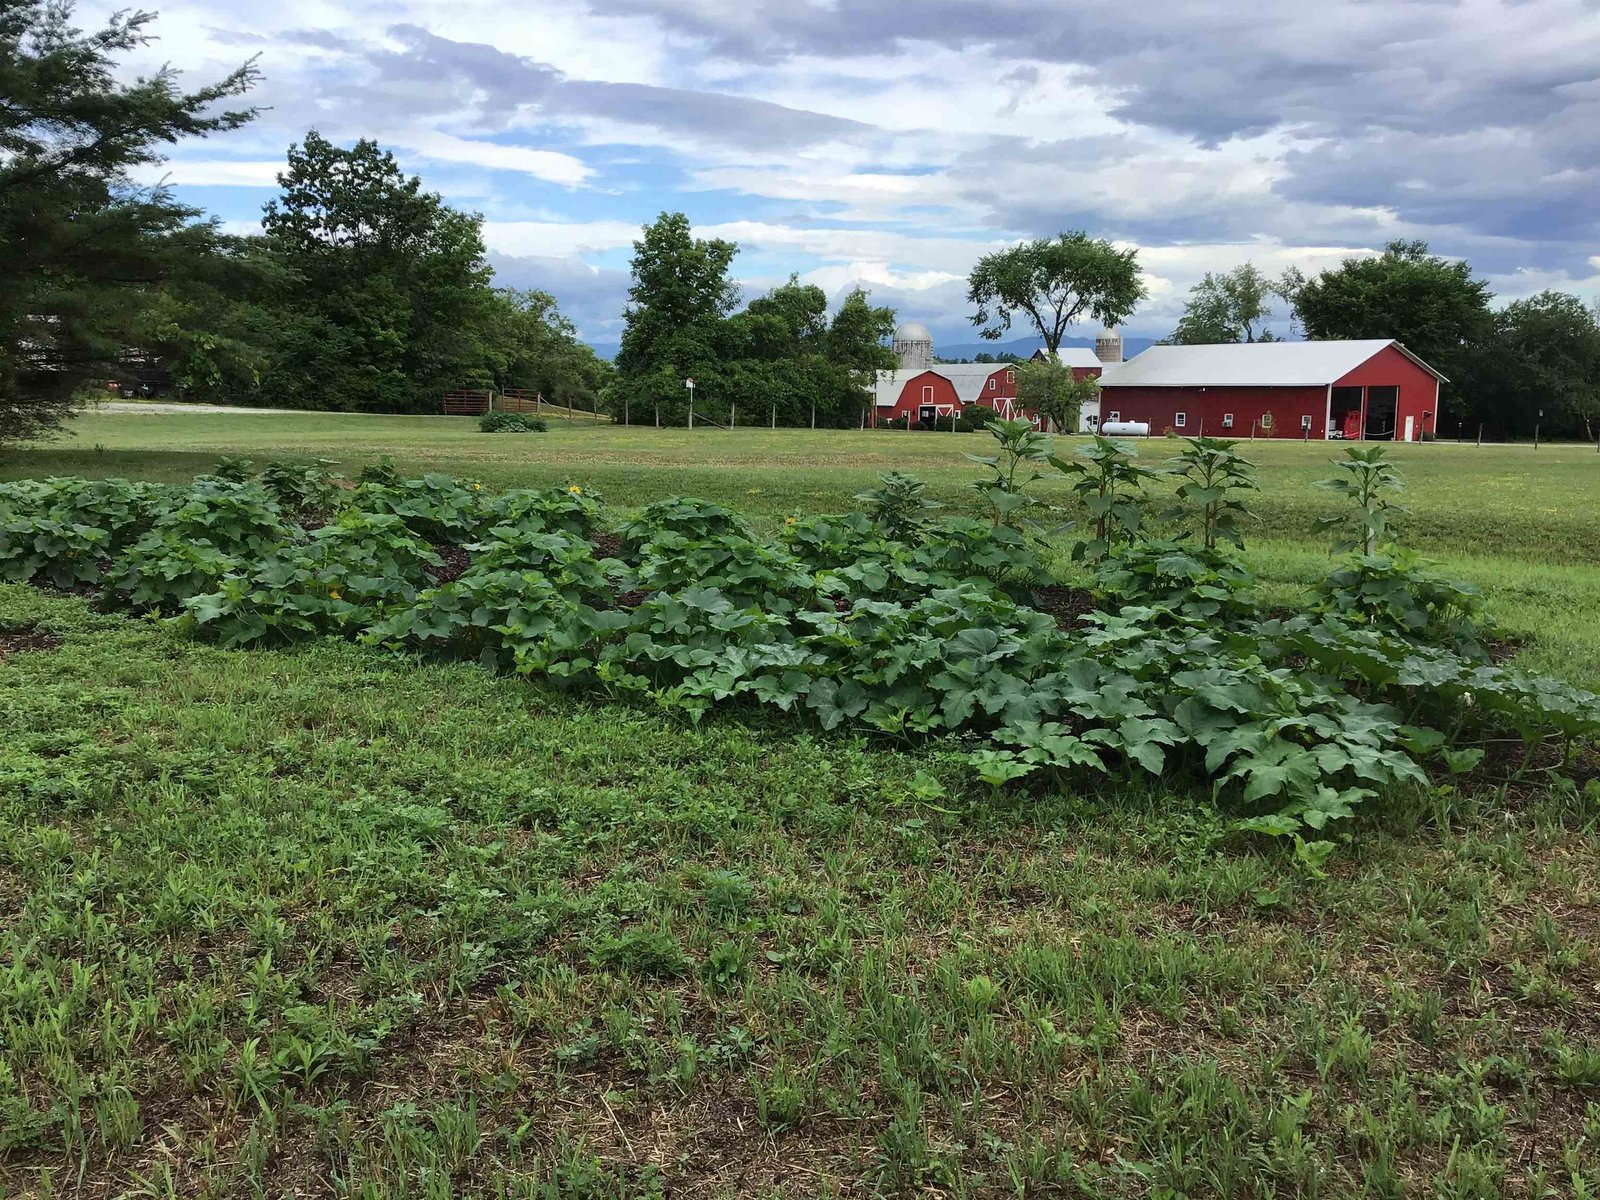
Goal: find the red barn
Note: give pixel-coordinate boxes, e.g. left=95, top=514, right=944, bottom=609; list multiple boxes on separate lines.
left=1096, top=340, right=1445, bottom=441
left=873, top=364, right=1024, bottom=425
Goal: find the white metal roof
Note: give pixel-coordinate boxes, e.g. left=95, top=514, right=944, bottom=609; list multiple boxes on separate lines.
left=1048, top=347, right=1105, bottom=370
left=1098, top=339, right=1446, bottom=388
left=872, top=364, right=1014, bottom=407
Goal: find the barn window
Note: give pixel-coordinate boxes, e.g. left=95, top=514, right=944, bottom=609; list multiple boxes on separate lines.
left=921, top=384, right=934, bottom=402
left=1261, top=412, right=1274, bottom=429
left=1005, top=371, right=1014, bottom=384
left=1174, top=412, right=1187, bottom=428
left=1301, top=414, right=1313, bottom=431
left=1222, top=413, right=1234, bottom=428
left=1107, top=410, right=1120, bottom=422
left=988, top=378, right=995, bottom=391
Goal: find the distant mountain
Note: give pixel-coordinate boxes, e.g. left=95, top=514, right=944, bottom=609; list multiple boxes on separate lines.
left=581, top=333, right=1157, bottom=364
left=931, top=334, right=1157, bottom=362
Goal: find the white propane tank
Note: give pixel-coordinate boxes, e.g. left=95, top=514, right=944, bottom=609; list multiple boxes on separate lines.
left=1100, top=420, right=1151, bottom=437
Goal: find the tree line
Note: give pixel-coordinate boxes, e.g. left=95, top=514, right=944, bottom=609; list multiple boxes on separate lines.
left=0, top=3, right=607, bottom=445
left=603, top=213, right=898, bottom=427
left=6, top=3, right=1595, bottom=445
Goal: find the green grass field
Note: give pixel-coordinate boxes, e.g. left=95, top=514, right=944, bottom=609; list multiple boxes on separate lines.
left=11, top=412, right=1599, bottom=566
left=4, top=411, right=1600, bottom=1197
left=9, top=409, right=1600, bottom=685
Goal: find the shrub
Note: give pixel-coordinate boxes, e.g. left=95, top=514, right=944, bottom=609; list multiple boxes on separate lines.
left=480, top=410, right=548, bottom=434
left=1093, top=539, right=1257, bottom=622
left=260, top=460, right=346, bottom=513
left=488, top=485, right=601, bottom=539
left=1315, top=549, right=1492, bottom=658
left=855, top=472, right=940, bottom=544
left=351, top=474, right=488, bottom=544
left=615, top=497, right=751, bottom=555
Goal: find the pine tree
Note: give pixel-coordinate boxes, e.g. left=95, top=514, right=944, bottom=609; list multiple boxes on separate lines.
left=0, top=1, right=258, bottom=443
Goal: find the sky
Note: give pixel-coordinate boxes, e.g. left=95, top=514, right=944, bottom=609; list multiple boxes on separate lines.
left=98, top=0, right=1600, bottom=353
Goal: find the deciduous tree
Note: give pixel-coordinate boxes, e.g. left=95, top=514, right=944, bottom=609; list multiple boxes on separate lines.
left=259, top=132, right=494, bottom=412
left=1014, top=357, right=1097, bottom=431
left=967, top=233, right=1146, bottom=355
left=1169, top=264, right=1277, bottom=344
left=1295, top=241, right=1492, bottom=413
left=1475, top=291, right=1600, bottom=440
left=612, top=212, right=738, bottom=423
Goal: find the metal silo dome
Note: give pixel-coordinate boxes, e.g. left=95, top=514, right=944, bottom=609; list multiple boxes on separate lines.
left=892, top=321, right=934, bottom=369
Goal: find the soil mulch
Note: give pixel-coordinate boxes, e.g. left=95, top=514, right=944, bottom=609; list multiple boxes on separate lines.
left=612, top=589, right=651, bottom=610
left=1487, top=635, right=1523, bottom=665
left=591, top=531, right=626, bottom=561
left=426, top=545, right=473, bottom=585
left=1030, top=584, right=1099, bottom=629
left=0, top=627, right=64, bottom=662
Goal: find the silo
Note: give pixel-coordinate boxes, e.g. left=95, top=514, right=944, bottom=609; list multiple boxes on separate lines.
left=1095, top=328, right=1124, bottom=365
left=892, top=322, right=934, bottom=370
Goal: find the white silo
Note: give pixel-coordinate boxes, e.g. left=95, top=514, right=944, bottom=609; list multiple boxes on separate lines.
left=1095, top=328, right=1124, bottom=364
left=892, top=321, right=934, bottom=370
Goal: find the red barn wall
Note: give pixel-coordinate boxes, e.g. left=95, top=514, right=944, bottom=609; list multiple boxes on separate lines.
left=1006, top=364, right=1103, bottom=425
left=1098, top=385, right=1329, bottom=438
left=1332, top=345, right=1441, bottom=439
left=879, top=371, right=962, bottom=424
left=980, top=367, right=1016, bottom=409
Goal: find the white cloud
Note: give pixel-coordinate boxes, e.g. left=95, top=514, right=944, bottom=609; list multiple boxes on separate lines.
left=129, top=160, right=284, bottom=187
left=389, top=131, right=591, bottom=186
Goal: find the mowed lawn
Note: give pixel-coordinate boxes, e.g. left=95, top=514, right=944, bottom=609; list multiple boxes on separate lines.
left=9, top=408, right=1600, bottom=684
left=3, top=411, right=1600, bottom=1197
left=11, top=410, right=1600, bottom=564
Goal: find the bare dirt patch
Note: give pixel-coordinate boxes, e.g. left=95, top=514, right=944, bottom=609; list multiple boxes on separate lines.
left=0, top=627, right=63, bottom=661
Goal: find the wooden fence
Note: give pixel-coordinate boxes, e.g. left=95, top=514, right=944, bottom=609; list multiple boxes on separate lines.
left=497, top=388, right=541, bottom=414
left=442, top=388, right=610, bottom=422
left=441, top=389, right=492, bottom=416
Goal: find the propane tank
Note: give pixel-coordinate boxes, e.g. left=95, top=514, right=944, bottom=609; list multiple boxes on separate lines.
left=1100, top=420, right=1151, bottom=437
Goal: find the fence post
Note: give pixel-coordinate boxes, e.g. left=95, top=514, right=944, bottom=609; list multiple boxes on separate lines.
left=623, top=395, right=629, bottom=426
left=730, top=402, right=736, bottom=429
left=770, top=402, right=776, bottom=430
left=1477, top=424, right=1482, bottom=447
left=811, top=401, right=816, bottom=430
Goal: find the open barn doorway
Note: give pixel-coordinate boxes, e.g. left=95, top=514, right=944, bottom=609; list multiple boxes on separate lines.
left=1330, top=387, right=1363, bottom=439
left=1364, top=386, right=1398, bottom=440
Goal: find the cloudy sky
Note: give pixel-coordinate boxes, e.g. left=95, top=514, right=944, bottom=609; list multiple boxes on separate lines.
left=100, top=0, right=1600, bottom=351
